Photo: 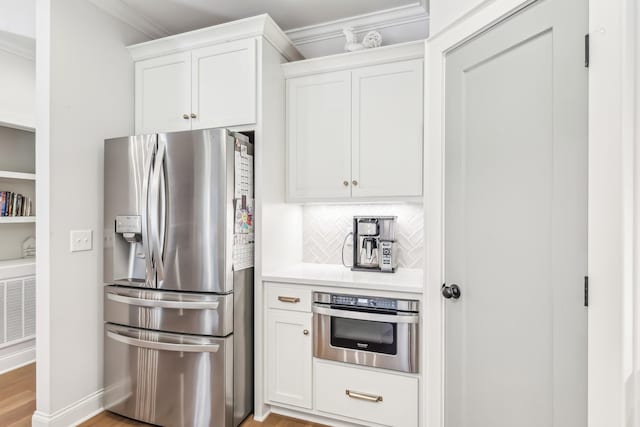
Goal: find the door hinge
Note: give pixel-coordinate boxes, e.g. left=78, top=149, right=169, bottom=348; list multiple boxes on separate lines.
left=584, top=34, right=590, bottom=68
left=584, top=276, right=589, bottom=307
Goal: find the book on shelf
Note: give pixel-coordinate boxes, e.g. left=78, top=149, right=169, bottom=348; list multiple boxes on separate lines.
left=0, top=191, right=32, bottom=217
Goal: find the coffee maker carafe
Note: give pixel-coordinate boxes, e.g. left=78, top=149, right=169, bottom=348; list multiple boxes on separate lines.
left=352, top=216, right=397, bottom=273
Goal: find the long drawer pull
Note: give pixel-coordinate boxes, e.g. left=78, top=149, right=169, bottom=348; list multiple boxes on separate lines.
left=106, top=330, right=220, bottom=353
left=106, top=292, right=220, bottom=310
left=278, top=296, right=301, bottom=303
left=345, top=389, right=383, bottom=403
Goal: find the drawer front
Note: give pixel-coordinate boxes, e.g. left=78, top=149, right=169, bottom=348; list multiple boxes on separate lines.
left=314, top=360, right=418, bottom=427
left=266, top=284, right=311, bottom=312
left=104, top=324, right=233, bottom=427
left=104, top=285, right=233, bottom=336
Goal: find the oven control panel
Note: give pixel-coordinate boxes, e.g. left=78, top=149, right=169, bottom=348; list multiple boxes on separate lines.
left=330, top=294, right=397, bottom=310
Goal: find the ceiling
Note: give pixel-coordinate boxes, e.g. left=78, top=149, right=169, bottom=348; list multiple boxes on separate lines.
left=116, top=0, right=424, bottom=37
left=0, top=0, right=35, bottom=38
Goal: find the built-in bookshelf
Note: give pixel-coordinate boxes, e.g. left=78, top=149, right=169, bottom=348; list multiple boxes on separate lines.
left=0, top=125, right=36, bottom=264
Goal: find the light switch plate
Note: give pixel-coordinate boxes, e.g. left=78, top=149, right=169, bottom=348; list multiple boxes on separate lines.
left=70, top=230, right=93, bottom=252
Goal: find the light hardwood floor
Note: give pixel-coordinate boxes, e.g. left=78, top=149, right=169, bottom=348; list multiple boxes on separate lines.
left=0, top=363, right=36, bottom=427
left=0, top=363, right=324, bottom=427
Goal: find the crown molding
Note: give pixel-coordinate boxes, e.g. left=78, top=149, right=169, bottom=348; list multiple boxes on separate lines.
left=88, top=0, right=170, bottom=39
left=0, top=31, right=35, bottom=61
left=282, top=39, right=424, bottom=79
left=285, top=3, right=429, bottom=46
left=127, top=14, right=302, bottom=62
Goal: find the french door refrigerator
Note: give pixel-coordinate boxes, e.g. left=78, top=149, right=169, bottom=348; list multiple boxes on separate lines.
left=103, top=128, right=254, bottom=427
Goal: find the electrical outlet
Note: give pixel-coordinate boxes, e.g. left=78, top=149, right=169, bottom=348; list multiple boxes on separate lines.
left=70, top=230, right=93, bottom=252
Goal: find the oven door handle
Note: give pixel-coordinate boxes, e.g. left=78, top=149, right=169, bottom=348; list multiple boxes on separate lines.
left=312, top=305, right=419, bottom=324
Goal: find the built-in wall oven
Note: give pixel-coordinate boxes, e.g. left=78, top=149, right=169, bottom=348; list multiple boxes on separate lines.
left=312, top=292, right=419, bottom=373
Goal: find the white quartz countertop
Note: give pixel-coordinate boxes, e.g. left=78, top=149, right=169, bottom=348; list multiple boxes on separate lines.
left=262, top=263, right=424, bottom=294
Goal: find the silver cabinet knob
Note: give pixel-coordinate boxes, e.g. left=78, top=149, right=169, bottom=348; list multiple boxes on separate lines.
left=352, top=180, right=358, bottom=186
left=343, top=181, right=349, bottom=187
left=190, top=113, right=197, bottom=119
left=183, top=114, right=189, bottom=120
left=303, top=329, right=309, bottom=335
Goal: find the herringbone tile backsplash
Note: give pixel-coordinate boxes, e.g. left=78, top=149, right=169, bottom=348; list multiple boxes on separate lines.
left=302, top=204, right=424, bottom=269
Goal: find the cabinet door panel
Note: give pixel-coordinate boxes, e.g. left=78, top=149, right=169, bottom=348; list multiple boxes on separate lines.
left=287, top=71, right=351, bottom=201
left=351, top=60, right=424, bottom=198
left=135, top=52, right=191, bottom=134
left=266, top=309, right=312, bottom=408
left=191, top=39, right=257, bottom=129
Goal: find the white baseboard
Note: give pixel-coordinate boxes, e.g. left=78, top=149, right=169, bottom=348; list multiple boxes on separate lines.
left=0, top=343, right=35, bottom=375
left=32, top=389, right=104, bottom=427
left=253, top=409, right=271, bottom=422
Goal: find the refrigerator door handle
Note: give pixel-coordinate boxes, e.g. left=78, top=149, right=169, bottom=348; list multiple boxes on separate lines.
left=106, top=292, right=220, bottom=310
left=141, top=141, right=155, bottom=288
left=150, top=138, right=166, bottom=284
left=106, top=329, right=221, bottom=353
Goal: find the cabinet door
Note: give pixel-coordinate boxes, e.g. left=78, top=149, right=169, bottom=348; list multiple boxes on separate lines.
left=266, top=309, right=312, bottom=408
left=135, top=52, right=191, bottom=134
left=191, top=39, right=257, bottom=129
left=287, top=71, right=352, bottom=201
left=351, top=60, right=424, bottom=198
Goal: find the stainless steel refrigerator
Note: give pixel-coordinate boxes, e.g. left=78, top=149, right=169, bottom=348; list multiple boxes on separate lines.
left=103, top=128, right=254, bottom=427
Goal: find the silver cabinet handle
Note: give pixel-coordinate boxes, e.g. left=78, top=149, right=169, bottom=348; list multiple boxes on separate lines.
left=352, top=180, right=359, bottom=186
left=190, top=113, right=197, bottom=119
left=345, top=389, right=383, bottom=403
left=106, top=292, right=220, bottom=310
left=278, top=296, right=301, bottom=303
left=107, top=330, right=220, bottom=353
left=303, top=329, right=309, bottom=335
left=313, top=305, right=419, bottom=324
left=183, top=114, right=190, bottom=120
left=343, top=180, right=349, bottom=187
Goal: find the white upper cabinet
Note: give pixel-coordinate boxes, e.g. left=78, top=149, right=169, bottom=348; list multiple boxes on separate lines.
left=135, top=52, right=191, bottom=135
left=283, top=41, right=424, bottom=202
left=129, top=16, right=302, bottom=135
left=191, top=39, right=257, bottom=130
left=287, top=71, right=352, bottom=201
left=351, top=60, right=423, bottom=198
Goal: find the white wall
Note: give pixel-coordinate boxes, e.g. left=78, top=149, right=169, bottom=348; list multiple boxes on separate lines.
left=429, top=0, right=487, bottom=35
left=0, top=45, right=35, bottom=129
left=34, top=0, right=147, bottom=424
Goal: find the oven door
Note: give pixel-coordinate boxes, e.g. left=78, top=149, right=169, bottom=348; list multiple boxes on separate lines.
left=312, top=305, right=419, bottom=373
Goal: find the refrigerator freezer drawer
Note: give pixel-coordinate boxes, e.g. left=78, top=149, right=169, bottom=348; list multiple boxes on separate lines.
left=104, top=285, right=233, bottom=336
left=104, top=323, right=233, bottom=427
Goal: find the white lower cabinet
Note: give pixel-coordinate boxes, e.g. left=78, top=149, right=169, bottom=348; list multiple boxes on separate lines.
left=314, top=360, right=419, bottom=427
left=266, top=308, right=313, bottom=408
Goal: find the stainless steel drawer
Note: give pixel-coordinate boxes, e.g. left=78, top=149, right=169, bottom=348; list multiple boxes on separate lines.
left=104, top=323, right=233, bottom=427
left=104, top=285, right=233, bottom=336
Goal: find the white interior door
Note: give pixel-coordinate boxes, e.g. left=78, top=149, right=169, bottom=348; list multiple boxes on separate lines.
left=444, top=1, right=587, bottom=426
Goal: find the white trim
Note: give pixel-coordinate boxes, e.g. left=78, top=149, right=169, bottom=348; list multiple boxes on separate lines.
left=285, top=3, right=429, bottom=46
left=252, top=409, right=271, bottom=422
left=127, top=14, right=302, bottom=62
left=0, top=345, right=34, bottom=375
left=87, top=0, right=170, bottom=39
left=32, top=389, right=104, bottom=427
left=0, top=32, right=35, bottom=61
left=282, top=40, right=424, bottom=79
